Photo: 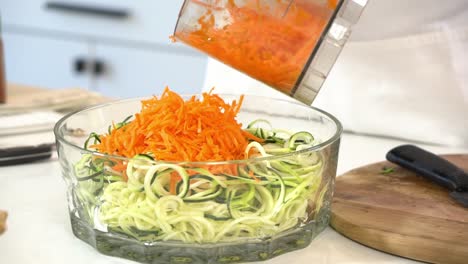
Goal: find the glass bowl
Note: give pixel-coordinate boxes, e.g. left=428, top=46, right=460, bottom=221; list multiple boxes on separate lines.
left=54, top=95, right=341, bottom=264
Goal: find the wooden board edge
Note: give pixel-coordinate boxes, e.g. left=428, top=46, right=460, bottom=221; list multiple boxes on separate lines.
left=330, top=203, right=468, bottom=264
left=335, top=154, right=467, bottom=180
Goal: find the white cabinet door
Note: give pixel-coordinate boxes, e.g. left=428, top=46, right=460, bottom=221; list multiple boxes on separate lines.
left=3, top=0, right=185, bottom=47
left=93, top=44, right=208, bottom=98
left=3, top=32, right=91, bottom=89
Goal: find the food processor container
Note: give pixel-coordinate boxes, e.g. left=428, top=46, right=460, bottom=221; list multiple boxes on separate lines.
left=174, top=0, right=368, bottom=105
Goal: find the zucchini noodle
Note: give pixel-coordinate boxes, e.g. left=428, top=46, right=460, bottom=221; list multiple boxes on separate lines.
left=74, top=120, right=326, bottom=243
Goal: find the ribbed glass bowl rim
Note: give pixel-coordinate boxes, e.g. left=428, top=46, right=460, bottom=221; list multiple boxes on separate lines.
left=54, top=94, right=342, bottom=165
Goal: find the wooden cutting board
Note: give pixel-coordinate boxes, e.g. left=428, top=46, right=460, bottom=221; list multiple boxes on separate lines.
left=330, top=154, right=468, bottom=264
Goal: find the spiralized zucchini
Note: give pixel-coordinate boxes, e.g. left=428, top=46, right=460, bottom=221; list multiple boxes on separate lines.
left=74, top=120, right=326, bottom=243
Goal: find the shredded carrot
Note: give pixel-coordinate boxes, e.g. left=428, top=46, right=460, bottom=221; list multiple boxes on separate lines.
left=242, top=130, right=265, bottom=143
left=169, top=35, right=177, bottom=43
left=122, top=170, right=128, bottom=182
left=170, top=173, right=180, bottom=195
left=92, top=87, right=260, bottom=163
left=111, top=162, right=127, bottom=172
left=248, top=170, right=261, bottom=183
left=328, top=0, right=339, bottom=9
left=174, top=0, right=335, bottom=94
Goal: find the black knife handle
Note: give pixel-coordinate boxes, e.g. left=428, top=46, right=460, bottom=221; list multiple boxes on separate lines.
left=386, top=145, right=468, bottom=191
left=0, top=144, right=53, bottom=166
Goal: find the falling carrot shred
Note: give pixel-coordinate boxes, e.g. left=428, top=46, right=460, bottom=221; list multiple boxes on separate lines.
left=92, top=87, right=260, bottom=163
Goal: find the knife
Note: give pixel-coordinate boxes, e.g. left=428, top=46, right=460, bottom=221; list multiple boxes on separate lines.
left=0, top=144, right=53, bottom=166
left=386, top=144, right=468, bottom=207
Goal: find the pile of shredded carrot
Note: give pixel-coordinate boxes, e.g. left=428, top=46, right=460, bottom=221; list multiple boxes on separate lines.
left=92, top=87, right=261, bottom=162
left=174, top=0, right=335, bottom=94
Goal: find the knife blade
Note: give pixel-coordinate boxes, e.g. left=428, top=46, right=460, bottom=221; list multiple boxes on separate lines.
left=386, top=144, right=468, bottom=207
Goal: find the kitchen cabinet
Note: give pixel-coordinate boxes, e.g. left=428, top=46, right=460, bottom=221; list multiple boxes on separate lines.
left=3, top=32, right=91, bottom=90
left=93, top=44, right=208, bottom=98
left=1, top=1, right=208, bottom=98
left=2, top=0, right=184, bottom=46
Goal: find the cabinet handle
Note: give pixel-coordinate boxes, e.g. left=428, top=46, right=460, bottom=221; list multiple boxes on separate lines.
left=93, top=60, right=106, bottom=76
left=74, top=58, right=87, bottom=74
left=45, top=2, right=129, bottom=19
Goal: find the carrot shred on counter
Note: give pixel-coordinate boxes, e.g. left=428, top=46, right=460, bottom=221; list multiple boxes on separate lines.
left=175, top=0, right=334, bottom=94
left=92, top=87, right=260, bottom=163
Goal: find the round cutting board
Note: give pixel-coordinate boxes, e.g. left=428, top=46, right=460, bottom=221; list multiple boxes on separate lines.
left=330, top=154, right=468, bottom=264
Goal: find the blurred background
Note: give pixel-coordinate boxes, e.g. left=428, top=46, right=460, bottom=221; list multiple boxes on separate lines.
left=2, top=0, right=207, bottom=98
left=1, top=0, right=467, bottom=146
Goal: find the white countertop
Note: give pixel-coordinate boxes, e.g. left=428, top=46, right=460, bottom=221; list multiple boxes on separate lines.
left=1, top=132, right=467, bottom=264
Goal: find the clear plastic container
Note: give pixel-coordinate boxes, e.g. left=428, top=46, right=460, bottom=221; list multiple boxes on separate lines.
left=174, top=0, right=367, bottom=105
left=54, top=94, right=342, bottom=264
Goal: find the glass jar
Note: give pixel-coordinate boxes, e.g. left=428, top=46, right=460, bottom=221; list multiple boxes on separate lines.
left=174, top=0, right=367, bottom=105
